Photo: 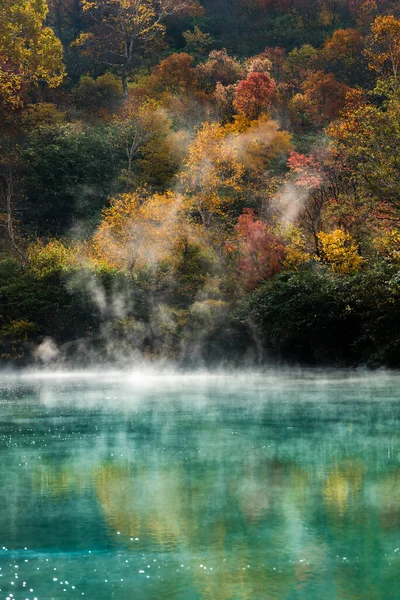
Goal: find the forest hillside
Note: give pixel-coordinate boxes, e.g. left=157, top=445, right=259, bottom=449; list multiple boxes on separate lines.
left=1, top=0, right=400, bottom=367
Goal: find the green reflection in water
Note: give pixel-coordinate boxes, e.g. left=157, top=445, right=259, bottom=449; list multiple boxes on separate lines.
left=0, top=371, right=399, bottom=599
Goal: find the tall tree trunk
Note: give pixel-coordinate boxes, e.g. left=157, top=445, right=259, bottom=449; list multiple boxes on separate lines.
left=122, top=71, right=128, bottom=98
left=1, top=170, right=27, bottom=264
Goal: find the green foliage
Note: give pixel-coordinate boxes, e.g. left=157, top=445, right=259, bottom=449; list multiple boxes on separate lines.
left=0, top=258, right=97, bottom=353
left=170, top=239, right=211, bottom=307
left=21, top=124, right=125, bottom=235
left=183, top=27, right=214, bottom=60
left=241, top=262, right=400, bottom=366
left=240, top=263, right=352, bottom=363
left=27, top=239, right=82, bottom=277
left=74, top=73, right=123, bottom=115
left=0, top=257, right=148, bottom=362
left=20, top=103, right=67, bottom=132
left=286, top=44, right=319, bottom=81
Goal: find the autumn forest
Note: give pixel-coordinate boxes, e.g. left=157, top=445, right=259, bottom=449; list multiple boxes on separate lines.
left=1, top=0, right=400, bottom=367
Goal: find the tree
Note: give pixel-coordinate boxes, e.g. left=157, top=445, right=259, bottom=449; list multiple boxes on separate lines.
left=263, top=47, right=287, bottom=81
left=245, top=53, right=273, bottom=76
left=79, top=0, right=201, bottom=96
left=22, top=123, right=124, bottom=235
left=318, top=229, right=363, bottom=274
left=364, top=15, right=400, bottom=87
left=328, top=87, right=400, bottom=220
left=183, top=26, right=213, bottom=60
left=374, top=228, right=400, bottom=264
left=74, top=73, right=124, bottom=116
left=182, top=122, right=245, bottom=234
left=287, top=151, right=324, bottom=189
left=285, top=148, right=352, bottom=253
left=112, top=98, right=182, bottom=190
left=290, top=71, right=351, bottom=127
left=19, top=103, right=67, bottom=132
left=235, top=209, right=285, bottom=290
left=214, top=82, right=238, bottom=123
left=149, top=53, right=198, bottom=96
left=0, top=0, right=65, bottom=109
left=26, top=239, right=83, bottom=277
left=183, top=117, right=291, bottom=256
left=349, top=0, right=378, bottom=32
left=233, top=72, right=276, bottom=120
left=323, top=29, right=365, bottom=84
left=324, top=29, right=363, bottom=65
left=0, top=144, right=26, bottom=261
left=286, top=44, right=319, bottom=84
left=48, top=0, right=83, bottom=43
left=92, top=189, right=186, bottom=272
left=285, top=150, right=326, bottom=253
left=227, top=114, right=292, bottom=175
left=196, top=49, right=245, bottom=91
left=286, top=143, right=371, bottom=248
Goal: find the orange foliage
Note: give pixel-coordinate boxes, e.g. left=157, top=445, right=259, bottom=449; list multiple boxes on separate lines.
left=150, top=53, right=198, bottom=95
left=291, top=71, right=352, bottom=127
left=349, top=0, right=378, bottom=30
left=323, top=29, right=364, bottom=67
left=364, top=15, right=400, bottom=83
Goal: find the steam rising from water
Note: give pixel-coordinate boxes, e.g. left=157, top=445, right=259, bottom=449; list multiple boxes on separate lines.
left=26, top=116, right=335, bottom=368
left=1, top=367, right=399, bottom=418
left=0, top=366, right=396, bottom=386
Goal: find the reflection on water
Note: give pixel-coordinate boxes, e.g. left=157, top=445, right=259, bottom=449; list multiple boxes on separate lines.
left=0, top=371, right=400, bottom=599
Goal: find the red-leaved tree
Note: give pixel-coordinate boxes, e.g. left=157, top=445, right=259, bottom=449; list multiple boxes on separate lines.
left=287, top=151, right=325, bottom=189
left=233, top=72, right=276, bottom=120
left=235, top=209, right=285, bottom=289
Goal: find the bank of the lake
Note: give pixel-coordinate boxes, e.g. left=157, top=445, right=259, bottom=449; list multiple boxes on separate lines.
left=2, top=258, right=400, bottom=369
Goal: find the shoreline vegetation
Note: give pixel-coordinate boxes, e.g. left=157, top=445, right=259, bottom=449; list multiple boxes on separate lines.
left=1, top=1, right=400, bottom=368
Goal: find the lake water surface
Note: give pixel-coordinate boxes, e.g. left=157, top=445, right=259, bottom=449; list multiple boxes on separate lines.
left=0, top=370, right=400, bottom=600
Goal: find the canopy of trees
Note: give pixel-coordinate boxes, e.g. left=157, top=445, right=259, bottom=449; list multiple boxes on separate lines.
left=2, top=0, right=400, bottom=367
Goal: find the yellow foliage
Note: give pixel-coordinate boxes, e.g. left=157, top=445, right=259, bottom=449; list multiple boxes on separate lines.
left=0, top=0, right=65, bottom=109
left=92, top=190, right=188, bottom=271
left=182, top=117, right=291, bottom=227
left=181, top=118, right=291, bottom=257
left=364, top=15, right=400, bottom=82
left=231, top=116, right=292, bottom=173
left=224, top=115, right=292, bottom=168
left=184, top=122, right=244, bottom=192
left=225, top=114, right=253, bottom=134
left=20, top=102, right=66, bottom=131
left=280, top=224, right=310, bottom=269
left=374, top=228, right=400, bottom=263
left=318, top=229, right=364, bottom=274
left=27, top=239, right=85, bottom=276
left=182, top=122, right=245, bottom=225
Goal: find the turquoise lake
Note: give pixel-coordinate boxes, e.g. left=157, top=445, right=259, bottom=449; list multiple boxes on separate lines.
left=0, top=370, right=400, bottom=599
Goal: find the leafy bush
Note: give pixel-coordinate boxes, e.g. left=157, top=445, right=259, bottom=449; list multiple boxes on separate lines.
left=240, top=262, right=400, bottom=366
